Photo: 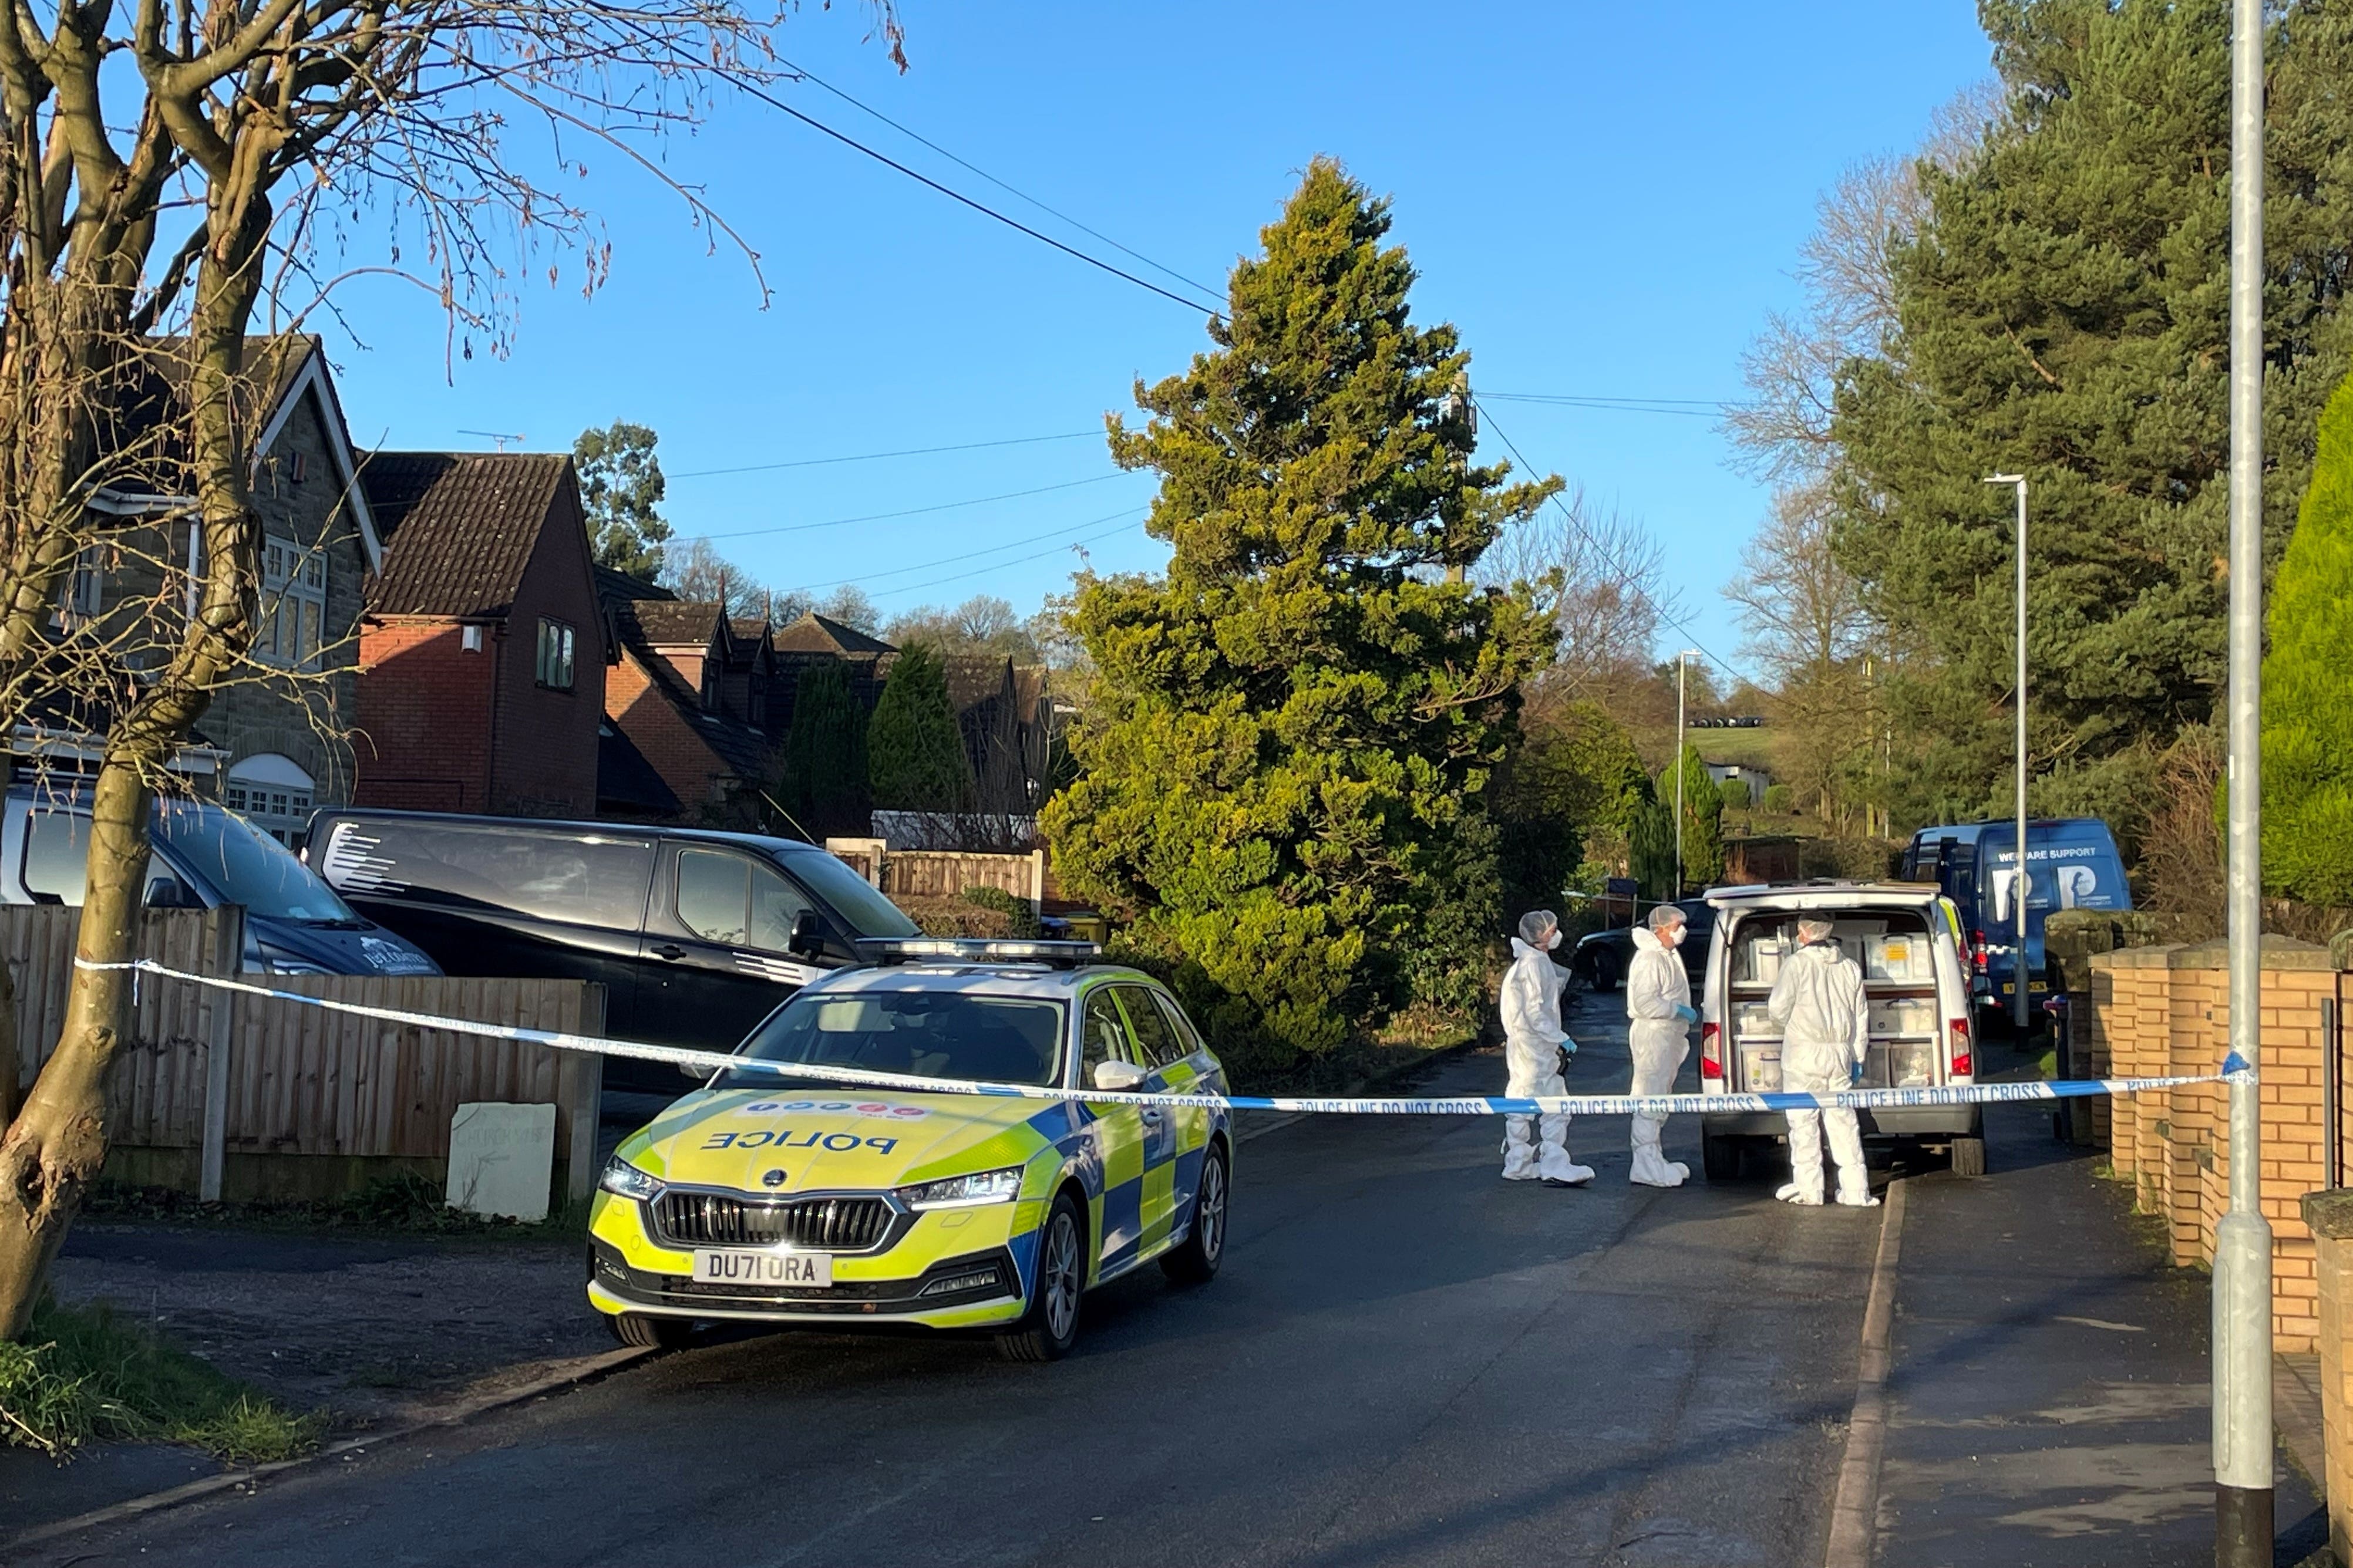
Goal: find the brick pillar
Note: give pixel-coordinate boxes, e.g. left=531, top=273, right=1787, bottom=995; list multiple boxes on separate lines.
left=2302, top=1188, right=2353, bottom=1564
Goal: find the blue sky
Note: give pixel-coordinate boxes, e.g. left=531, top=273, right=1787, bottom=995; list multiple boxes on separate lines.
left=319, top=1, right=1994, bottom=674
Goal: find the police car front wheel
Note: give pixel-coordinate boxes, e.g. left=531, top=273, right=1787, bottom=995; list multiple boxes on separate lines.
left=997, top=1190, right=1086, bottom=1363
left=605, top=1312, right=695, bottom=1350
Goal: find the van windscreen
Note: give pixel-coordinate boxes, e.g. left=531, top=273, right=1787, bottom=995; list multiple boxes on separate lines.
left=782, top=849, right=919, bottom=938
left=154, top=802, right=357, bottom=922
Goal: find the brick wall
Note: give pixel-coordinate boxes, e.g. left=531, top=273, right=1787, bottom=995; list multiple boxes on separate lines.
left=2092, top=937, right=2345, bottom=1353
left=353, top=620, right=492, bottom=810
left=484, top=475, right=604, bottom=817
left=606, top=648, right=724, bottom=812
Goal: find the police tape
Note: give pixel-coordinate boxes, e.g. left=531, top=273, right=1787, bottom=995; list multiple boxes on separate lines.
left=78, top=957, right=2253, bottom=1119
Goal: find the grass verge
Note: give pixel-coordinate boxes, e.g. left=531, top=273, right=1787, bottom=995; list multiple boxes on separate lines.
left=84, top=1169, right=587, bottom=1240
left=1, top=1297, right=324, bottom=1464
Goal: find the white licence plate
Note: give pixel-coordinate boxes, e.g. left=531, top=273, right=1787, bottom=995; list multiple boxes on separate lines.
left=692, top=1250, right=833, bottom=1287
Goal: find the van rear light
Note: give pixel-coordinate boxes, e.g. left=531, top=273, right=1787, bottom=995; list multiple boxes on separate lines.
left=1948, top=1017, right=1973, bottom=1081
left=1968, top=930, right=1988, bottom=974
left=1700, top=1021, right=1723, bottom=1080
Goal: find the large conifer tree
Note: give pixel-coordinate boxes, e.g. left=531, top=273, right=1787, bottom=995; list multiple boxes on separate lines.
left=1829, top=1, right=2353, bottom=822
left=2264, top=373, right=2353, bottom=905
left=1043, top=159, right=1558, bottom=1068
left=868, top=645, right=971, bottom=813
left=785, top=659, right=870, bottom=839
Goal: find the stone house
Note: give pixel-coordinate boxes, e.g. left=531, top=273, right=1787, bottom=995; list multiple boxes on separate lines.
left=352, top=452, right=608, bottom=817
left=13, top=336, right=384, bottom=845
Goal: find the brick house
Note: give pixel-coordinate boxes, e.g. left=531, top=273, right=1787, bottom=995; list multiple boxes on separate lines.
left=11, top=336, right=385, bottom=845
left=352, top=452, right=608, bottom=816
left=599, top=585, right=779, bottom=823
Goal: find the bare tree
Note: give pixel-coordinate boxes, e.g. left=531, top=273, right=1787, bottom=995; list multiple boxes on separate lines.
left=0, top=0, right=901, bottom=1335
left=1479, top=488, right=1680, bottom=709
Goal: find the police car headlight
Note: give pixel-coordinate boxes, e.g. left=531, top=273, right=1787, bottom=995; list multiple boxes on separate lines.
left=598, top=1156, right=664, bottom=1203
left=897, top=1166, right=1024, bottom=1210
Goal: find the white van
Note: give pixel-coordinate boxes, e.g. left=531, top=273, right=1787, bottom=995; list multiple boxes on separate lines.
left=1695, top=881, right=1981, bottom=1181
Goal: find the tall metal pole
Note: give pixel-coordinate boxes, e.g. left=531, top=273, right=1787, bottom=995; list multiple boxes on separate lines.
left=1673, top=654, right=1688, bottom=902
left=2215, top=0, right=2274, bottom=1559
left=1984, top=473, right=2031, bottom=1031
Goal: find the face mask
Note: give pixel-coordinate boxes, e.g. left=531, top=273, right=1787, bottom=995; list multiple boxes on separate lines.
left=1545, top=930, right=1561, bottom=950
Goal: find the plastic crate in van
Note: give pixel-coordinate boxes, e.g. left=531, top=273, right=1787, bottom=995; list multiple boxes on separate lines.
left=1733, top=1002, right=1778, bottom=1038
left=1867, top=997, right=1936, bottom=1037
left=1865, top=933, right=1931, bottom=983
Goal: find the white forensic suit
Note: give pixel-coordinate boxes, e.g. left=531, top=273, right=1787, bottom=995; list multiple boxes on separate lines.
left=1766, top=938, right=1873, bottom=1205
left=1498, top=936, right=1590, bottom=1184
left=1624, top=926, right=1694, bottom=1187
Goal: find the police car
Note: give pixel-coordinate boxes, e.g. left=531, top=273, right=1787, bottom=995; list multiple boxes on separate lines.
left=587, top=941, right=1232, bottom=1361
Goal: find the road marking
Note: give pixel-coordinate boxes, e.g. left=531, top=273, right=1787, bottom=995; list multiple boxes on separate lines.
left=1824, top=1174, right=1906, bottom=1568
left=2053, top=1315, right=2145, bottom=1333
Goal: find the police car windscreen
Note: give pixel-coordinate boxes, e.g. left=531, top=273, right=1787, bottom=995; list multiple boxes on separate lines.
left=723, top=991, right=1065, bottom=1089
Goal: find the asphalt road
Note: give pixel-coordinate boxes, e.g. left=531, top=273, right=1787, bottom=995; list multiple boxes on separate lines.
left=19, top=990, right=1886, bottom=1568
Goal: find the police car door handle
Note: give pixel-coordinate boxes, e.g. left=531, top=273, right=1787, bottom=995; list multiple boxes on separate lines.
left=652, top=943, right=686, bottom=961
left=1140, top=1108, right=1163, bottom=1124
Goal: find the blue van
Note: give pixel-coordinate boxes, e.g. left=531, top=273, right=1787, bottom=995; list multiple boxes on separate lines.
left=1899, top=818, right=2130, bottom=1026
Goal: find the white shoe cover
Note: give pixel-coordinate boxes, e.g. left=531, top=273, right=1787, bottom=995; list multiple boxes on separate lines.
left=1630, top=1148, right=1689, bottom=1188
left=1836, top=1191, right=1881, bottom=1208
left=1776, top=1182, right=1823, bottom=1206
left=1542, top=1163, right=1597, bottom=1188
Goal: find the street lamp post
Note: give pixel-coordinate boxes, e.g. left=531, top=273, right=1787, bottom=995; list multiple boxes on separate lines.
left=2216, top=0, right=2274, bottom=1559
left=1983, top=473, right=2030, bottom=1033
left=1672, top=649, right=1701, bottom=901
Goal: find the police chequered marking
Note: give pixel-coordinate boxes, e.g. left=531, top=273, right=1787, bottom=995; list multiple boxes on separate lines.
left=78, top=959, right=2254, bottom=1117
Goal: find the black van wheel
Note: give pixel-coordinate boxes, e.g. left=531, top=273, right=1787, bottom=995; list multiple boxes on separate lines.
left=1950, top=1117, right=1988, bottom=1178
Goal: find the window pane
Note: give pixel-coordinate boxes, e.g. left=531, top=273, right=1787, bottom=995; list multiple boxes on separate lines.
left=300, top=599, right=319, bottom=665
left=730, top=992, right=1065, bottom=1090
left=1118, top=986, right=1181, bottom=1069
left=304, top=554, right=323, bottom=589
left=22, top=812, right=89, bottom=904
left=675, top=848, right=750, bottom=945
left=745, top=862, right=815, bottom=952
left=1080, top=989, right=1132, bottom=1077
left=312, top=818, right=652, bottom=929
left=1153, top=991, right=1205, bottom=1060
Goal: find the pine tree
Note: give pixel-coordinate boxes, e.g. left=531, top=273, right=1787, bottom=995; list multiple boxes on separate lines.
left=867, top=645, right=970, bottom=812
left=1041, top=159, right=1559, bottom=1070
left=785, top=660, right=869, bottom=839
left=574, top=421, right=671, bottom=579
left=2264, top=372, right=2353, bottom=906
left=1627, top=792, right=1676, bottom=905
left=1658, top=744, right=1726, bottom=889
left=1830, top=1, right=2353, bottom=821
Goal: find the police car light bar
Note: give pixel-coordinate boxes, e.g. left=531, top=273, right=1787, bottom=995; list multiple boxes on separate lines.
left=857, top=938, right=1104, bottom=969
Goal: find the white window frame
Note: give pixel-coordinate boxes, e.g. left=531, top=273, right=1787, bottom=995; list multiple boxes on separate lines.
left=224, top=754, right=317, bottom=847
left=259, top=539, right=328, bottom=670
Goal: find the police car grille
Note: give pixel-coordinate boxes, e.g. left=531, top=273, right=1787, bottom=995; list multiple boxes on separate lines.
left=653, top=1192, right=896, bottom=1250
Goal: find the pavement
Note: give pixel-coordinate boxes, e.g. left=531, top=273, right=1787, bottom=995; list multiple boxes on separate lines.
left=1869, top=1084, right=2327, bottom=1566
left=5, top=989, right=2327, bottom=1566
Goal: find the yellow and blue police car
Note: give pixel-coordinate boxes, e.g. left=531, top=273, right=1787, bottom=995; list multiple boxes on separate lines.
left=587, top=941, right=1231, bottom=1361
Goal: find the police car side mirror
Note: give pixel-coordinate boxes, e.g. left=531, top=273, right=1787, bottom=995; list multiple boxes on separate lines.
left=787, top=909, right=824, bottom=959
left=1092, top=1060, right=1147, bottom=1092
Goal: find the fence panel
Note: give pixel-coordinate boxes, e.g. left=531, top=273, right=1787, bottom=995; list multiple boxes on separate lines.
left=3, top=906, right=603, bottom=1200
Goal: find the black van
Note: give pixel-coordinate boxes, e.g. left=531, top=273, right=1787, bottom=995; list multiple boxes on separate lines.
left=302, top=809, right=922, bottom=1088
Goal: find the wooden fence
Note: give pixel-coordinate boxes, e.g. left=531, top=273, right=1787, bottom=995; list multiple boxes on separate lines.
left=4, top=906, right=604, bottom=1206
left=826, top=840, right=1052, bottom=908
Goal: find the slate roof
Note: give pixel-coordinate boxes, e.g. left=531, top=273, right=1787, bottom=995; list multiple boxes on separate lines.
left=941, top=655, right=1014, bottom=713
left=361, top=452, right=571, bottom=618
left=771, top=611, right=894, bottom=658
left=627, top=599, right=725, bottom=648
left=595, top=566, right=674, bottom=605
left=104, top=336, right=321, bottom=480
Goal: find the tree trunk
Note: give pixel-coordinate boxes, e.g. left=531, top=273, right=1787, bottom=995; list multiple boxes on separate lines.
left=0, top=954, right=18, bottom=1129
left=0, top=762, right=150, bottom=1338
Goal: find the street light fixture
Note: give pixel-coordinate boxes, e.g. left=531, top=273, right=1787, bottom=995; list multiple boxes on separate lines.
left=1672, top=649, right=1702, bottom=901
left=1982, top=473, right=2030, bottom=1033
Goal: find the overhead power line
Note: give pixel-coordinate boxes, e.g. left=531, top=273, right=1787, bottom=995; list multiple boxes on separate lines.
left=783, top=505, right=1144, bottom=595
left=669, top=429, right=1100, bottom=481
left=1470, top=395, right=1757, bottom=688
left=1481, top=392, right=1739, bottom=419
left=869, top=515, right=1146, bottom=602
left=681, top=470, right=1137, bottom=543
left=731, top=76, right=1227, bottom=318
left=775, top=56, right=1222, bottom=302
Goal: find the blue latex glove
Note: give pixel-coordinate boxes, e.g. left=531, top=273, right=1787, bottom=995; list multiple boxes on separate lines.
left=1850, top=1058, right=1867, bottom=1086
left=1675, top=1004, right=1699, bottom=1024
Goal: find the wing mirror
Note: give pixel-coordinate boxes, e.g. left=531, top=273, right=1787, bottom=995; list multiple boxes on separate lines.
left=1091, top=1060, right=1147, bottom=1092
left=787, top=909, right=825, bottom=959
